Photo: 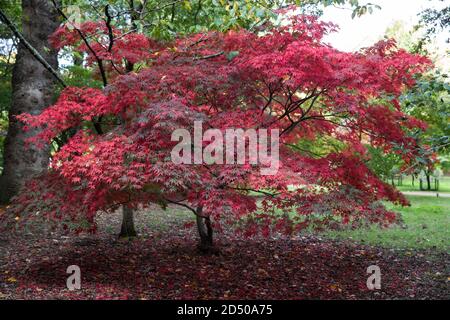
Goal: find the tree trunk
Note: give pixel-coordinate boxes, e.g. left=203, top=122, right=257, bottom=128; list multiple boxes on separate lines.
left=0, top=0, right=59, bottom=204
left=426, top=173, right=431, bottom=191
left=119, top=206, right=137, bottom=238
left=196, top=207, right=214, bottom=253
left=116, top=0, right=145, bottom=236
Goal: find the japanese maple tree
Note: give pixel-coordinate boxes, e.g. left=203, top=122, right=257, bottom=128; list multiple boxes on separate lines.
left=6, top=13, right=431, bottom=251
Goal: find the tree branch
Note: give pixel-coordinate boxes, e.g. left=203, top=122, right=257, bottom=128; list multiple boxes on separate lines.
left=50, top=0, right=106, bottom=135
left=0, top=8, right=67, bottom=88
left=105, top=5, right=114, bottom=52
left=194, top=51, right=224, bottom=60
left=163, top=197, right=208, bottom=218
left=51, top=0, right=108, bottom=88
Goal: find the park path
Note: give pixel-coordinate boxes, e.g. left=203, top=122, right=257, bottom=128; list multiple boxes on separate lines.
left=402, top=191, right=450, bottom=198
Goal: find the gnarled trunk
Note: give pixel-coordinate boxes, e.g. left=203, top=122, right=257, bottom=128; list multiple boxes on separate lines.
left=119, top=206, right=137, bottom=238
left=0, top=0, right=59, bottom=204
left=196, top=207, right=214, bottom=253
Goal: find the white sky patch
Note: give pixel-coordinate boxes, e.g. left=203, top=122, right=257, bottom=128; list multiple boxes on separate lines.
left=321, top=0, right=449, bottom=52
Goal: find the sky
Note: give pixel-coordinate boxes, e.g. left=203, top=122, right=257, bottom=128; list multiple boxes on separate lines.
left=321, top=0, right=449, bottom=52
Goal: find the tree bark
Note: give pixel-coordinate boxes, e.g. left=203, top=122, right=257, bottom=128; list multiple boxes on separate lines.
left=119, top=206, right=137, bottom=238
left=196, top=207, right=214, bottom=253
left=0, top=0, right=59, bottom=204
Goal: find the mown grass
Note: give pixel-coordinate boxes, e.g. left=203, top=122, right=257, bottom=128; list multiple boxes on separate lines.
left=322, top=196, right=450, bottom=252
left=142, top=194, right=449, bottom=252
left=394, top=175, right=450, bottom=193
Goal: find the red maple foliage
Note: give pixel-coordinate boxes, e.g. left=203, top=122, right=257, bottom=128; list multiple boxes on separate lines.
left=7, top=14, right=431, bottom=238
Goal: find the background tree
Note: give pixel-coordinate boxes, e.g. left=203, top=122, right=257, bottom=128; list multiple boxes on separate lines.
left=376, top=16, right=450, bottom=189
left=400, top=71, right=450, bottom=189
left=0, top=0, right=61, bottom=204
left=418, top=0, right=449, bottom=44
left=366, top=146, right=402, bottom=185
left=0, top=0, right=21, bottom=174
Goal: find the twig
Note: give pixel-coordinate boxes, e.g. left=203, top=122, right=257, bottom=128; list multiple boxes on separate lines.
left=194, top=51, right=224, bottom=60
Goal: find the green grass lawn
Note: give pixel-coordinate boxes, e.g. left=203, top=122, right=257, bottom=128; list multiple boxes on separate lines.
left=394, top=175, right=450, bottom=193
left=142, top=194, right=449, bottom=253
left=322, top=196, right=450, bottom=252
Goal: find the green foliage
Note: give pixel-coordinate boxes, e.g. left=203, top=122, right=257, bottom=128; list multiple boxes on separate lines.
left=0, top=111, right=7, bottom=173
left=58, top=0, right=379, bottom=40
left=0, top=46, right=13, bottom=173
left=63, top=64, right=103, bottom=88
left=384, top=20, right=422, bottom=53
left=0, top=0, right=21, bottom=38
left=366, top=146, right=401, bottom=180
left=293, top=134, right=346, bottom=158
left=401, top=71, right=450, bottom=155
left=0, top=61, right=12, bottom=114
left=437, top=154, right=450, bottom=173
left=0, top=0, right=19, bottom=172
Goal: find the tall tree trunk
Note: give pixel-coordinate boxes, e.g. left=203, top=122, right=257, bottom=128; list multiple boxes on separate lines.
left=426, top=173, right=431, bottom=191
left=0, top=0, right=59, bottom=204
left=196, top=207, right=214, bottom=253
left=119, top=206, right=137, bottom=238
